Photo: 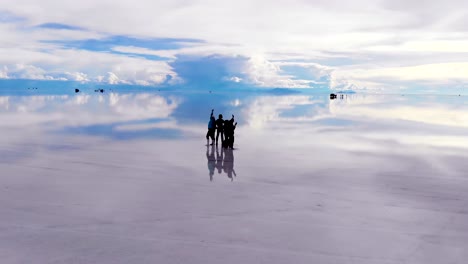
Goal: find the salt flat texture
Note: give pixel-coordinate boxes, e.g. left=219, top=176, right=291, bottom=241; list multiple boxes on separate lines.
left=0, top=92, right=467, bottom=263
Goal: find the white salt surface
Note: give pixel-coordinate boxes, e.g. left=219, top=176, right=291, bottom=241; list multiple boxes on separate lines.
left=1, top=93, right=468, bottom=263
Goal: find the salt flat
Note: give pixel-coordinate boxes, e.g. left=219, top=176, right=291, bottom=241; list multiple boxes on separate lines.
left=1, top=91, right=467, bottom=263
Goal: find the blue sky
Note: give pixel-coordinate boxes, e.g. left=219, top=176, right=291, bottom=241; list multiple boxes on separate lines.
left=0, top=1, right=468, bottom=92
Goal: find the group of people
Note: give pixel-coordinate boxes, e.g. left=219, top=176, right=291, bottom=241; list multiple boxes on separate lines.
left=206, top=109, right=237, bottom=149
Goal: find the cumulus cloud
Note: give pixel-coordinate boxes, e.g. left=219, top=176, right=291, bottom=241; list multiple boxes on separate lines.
left=240, top=58, right=337, bottom=88
left=0, top=45, right=177, bottom=85
left=0, top=64, right=64, bottom=80
left=169, top=54, right=332, bottom=88
left=106, top=72, right=121, bottom=85
left=64, top=71, right=89, bottom=82
left=244, top=56, right=284, bottom=87
left=169, top=55, right=247, bottom=87
left=1, top=0, right=468, bottom=90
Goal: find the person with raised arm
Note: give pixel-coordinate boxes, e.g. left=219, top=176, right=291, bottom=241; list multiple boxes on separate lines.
left=215, top=114, right=224, bottom=146
left=223, top=114, right=237, bottom=149
left=206, top=109, right=216, bottom=145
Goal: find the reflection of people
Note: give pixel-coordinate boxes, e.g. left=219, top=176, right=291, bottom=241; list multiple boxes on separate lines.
left=215, top=114, right=224, bottom=146
left=223, top=147, right=236, bottom=181
left=206, top=145, right=237, bottom=181
left=206, top=144, right=216, bottom=181
left=215, top=146, right=224, bottom=174
left=206, top=109, right=216, bottom=145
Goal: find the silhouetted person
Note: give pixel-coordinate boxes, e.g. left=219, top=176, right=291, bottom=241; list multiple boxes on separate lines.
left=215, top=114, right=224, bottom=146
left=223, top=148, right=236, bottom=181
left=206, top=144, right=216, bottom=181
left=222, top=119, right=230, bottom=148
left=231, top=119, right=237, bottom=148
left=206, top=109, right=215, bottom=145
left=223, top=115, right=237, bottom=149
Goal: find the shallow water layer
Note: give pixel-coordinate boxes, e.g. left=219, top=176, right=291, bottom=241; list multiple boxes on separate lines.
left=1, top=89, right=467, bottom=264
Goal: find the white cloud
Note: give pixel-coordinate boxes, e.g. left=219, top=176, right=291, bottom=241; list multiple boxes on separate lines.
left=0, top=46, right=176, bottom=85
left=244, top=56, right=281, bottom=87
left=0, top=65, right=8, bottom=78
left=229, top=76, right=242, bottom=83
left=0, top=64, right=64, bottom=80
left=242, top=56, right=314, bottom=88
left=65, top=71, right=89, bottom=82
left=243, top=95, right=320, bottom=128
left=0, top=96, right=9, bottom=110
left=1, top=0, right=468, bottom=89
left=239, top=58, right=336, bottom=88
left=0, top=93, right=179, bottom=128
left=333, top=62, right=468, bottom=90
left=3, top=0, right=459, bottom=52
left=13, top=64, right=47, bottom=79
left=71, top=94, right=90, bottom=105
left=328, top=94, right=468, bottom=129
left=368, top=40, right=468, bottom=53
left=106, top=72, right=121, bottom=85
left=104, top=92, right=180, bottom=120
left=230, top=99, right=241, bottom=106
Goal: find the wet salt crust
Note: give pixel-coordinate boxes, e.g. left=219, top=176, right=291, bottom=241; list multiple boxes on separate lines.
left=1, top=90, right=467, bottom=264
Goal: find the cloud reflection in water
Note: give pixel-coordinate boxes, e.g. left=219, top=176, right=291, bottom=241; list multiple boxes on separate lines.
left=1, top=89, right=468, bottom=263
left=1, top=91, right=467, bottom=149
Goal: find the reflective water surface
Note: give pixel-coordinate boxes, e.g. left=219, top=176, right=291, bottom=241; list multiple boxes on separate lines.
left=1, top=88, right=468, bottom=263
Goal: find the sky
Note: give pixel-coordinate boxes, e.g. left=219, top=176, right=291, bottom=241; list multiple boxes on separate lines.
left=0, top=0, right=468, bottom=92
